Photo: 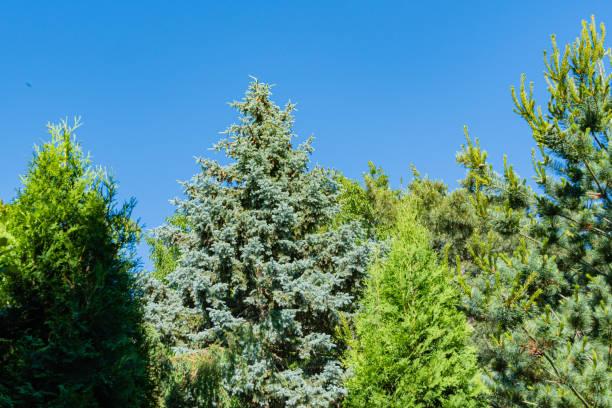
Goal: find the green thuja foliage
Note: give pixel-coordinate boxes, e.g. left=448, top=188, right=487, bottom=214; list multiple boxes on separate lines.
left=0, top=201, right=12, bottom=308
left=455, top=17, right=612, bottom=407
left=151, top=80, right=370, bottom=407
left=146, top=214, right=189, bottom=282
left=0, top=121, right=155, bottom=407
left=341, top=206, right=485, bottom=408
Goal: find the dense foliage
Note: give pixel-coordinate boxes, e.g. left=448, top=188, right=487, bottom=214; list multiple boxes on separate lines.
left=453, top=17, right=612, bottom=407
left=409, top=168, right=481, bottom=266
left=334, top=162, right=403, bottom=240
left=0, top=122, right=154, bottom=407
left=146, top=80, right=370, bottom=407
left=341, top=206, right=485, bottom=407
left=2, top=16, right=611, bottom=408
left=158, top=346, right=236, bottom=407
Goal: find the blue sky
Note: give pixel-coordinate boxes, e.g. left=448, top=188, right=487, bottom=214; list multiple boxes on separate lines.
left=1, top=1, right=611, bottom=270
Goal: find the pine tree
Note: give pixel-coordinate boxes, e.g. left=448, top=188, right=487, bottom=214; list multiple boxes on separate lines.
left=334, top=162, right=402, bottom=241
left=341, top=206, right=485, bottom=408
left=0, top=121, right=154, bottom=407
left=151, top=80, right=370, bottom=407
left=455, top=17, right=612, bottom=407
left=408, top=167, right=481, bottom=265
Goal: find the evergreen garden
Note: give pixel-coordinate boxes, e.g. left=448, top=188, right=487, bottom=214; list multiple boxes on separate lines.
left=1, top=17, right=610, bottom=408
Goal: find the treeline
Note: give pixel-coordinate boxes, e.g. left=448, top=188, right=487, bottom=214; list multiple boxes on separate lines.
left=1, top=17, right=611, bottom=408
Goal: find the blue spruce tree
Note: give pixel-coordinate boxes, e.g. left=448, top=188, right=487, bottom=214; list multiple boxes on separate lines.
left=152, top=80, right=370, bottom=407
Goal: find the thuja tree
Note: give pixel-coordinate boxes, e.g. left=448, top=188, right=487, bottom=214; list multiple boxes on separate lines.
left=0, top=122, right=154, bottom=407
left=456, top=18, right=612, bottom=407
left=341, top=206, right=485, bottom=408
left=153, top=80, right=370, bottom=407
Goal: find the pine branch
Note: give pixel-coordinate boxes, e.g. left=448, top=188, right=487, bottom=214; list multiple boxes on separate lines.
left=522, top=327, right=592, bottom=408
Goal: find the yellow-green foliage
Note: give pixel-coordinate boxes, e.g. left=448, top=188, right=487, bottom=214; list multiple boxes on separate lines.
left=450, top=17, right=612, bottom=407
left=341, top=205, right=485, bottom=408
left=146, top=214, right=189, bottom=282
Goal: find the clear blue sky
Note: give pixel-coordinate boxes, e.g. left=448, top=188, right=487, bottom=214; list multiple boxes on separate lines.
left=2, top=1, right=611, bottom=270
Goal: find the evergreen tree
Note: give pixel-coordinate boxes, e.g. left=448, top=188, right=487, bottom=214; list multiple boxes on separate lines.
left=152, top=80, right=370, bottom=407
left=408, top=167, right=481, bottom=265
left=341, top=206, right=485, bottom=408
left=146, top=213, right=188, bottom=282
left=334, top=162, right=402, bottom=241
left=0, top=121, right=154, bottom=407
left=455, top=17, right=612, bottom=407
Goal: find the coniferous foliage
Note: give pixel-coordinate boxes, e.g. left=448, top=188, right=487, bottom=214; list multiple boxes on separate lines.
left=152, top=80, right=370, bottom=407
left=0, top=201, right=12, bottom=309
left=4, top=16, right=611, bottom=408
left=454, top=18, right=612, bottom=407
left=341, top=206, right=485, bottom=408
left=0, top=122, right=154, bottom=407
left=334, top=162, right=403, bottom=240
left=408, top=168, right=481, bottom=265
left=159, top=346, right=237, bottom=408
left=146, top=214, right=188, bottom=282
